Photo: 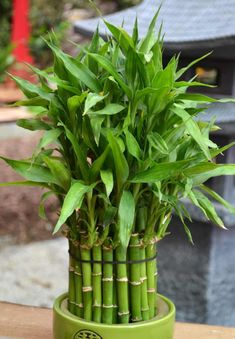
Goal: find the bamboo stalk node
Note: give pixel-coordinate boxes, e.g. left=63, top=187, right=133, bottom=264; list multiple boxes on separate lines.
left=116, top=277, right=128, bottom=282
left=141, top=307, right=150, bottom=311
left=102, top=304, right=114, bottom=308
left=154, top=271, right=158, bottom=276
left=147, top=288, right=156, bottom=293
left=129, top=281, right=141, bottom=286
left=118, top=311, right=130, bottom=316
left=140, top=276, right=147, bottom=282
left=131, top=317, right=142, bottom=322
left=102, top=277, right=113, bottom=282
left=93, top=303, right=102, bottom=307
left=69, top=266, right=75, bottom=272
left=74, top=271, right=82, bottom=276
left=82, top=286, right=93, bottom=292
left=92, top=272, right=102, bottom=276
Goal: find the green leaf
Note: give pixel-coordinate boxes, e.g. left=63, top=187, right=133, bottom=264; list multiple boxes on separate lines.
left=100, top=170, right=113, bottom=197
left=118, top=190, right=135, bottom=248
left=39, top=191, right=55, bottom=219
left=125, top=130, right=142, bottom=160
left=200, top=184, right=235, bottom=215
left=86, top=103, right=125, bottom=116
left=17, top=119, right=51, bottom=131
left=13, top=96, right=49, bottom=108
left=131, top=159, right=190, bottom=183
left=84, top=92, right=107, bottom=114
left=88, top=53, right=132, bottom=98
left=47, top=42, right=101, bottom=92
left=107, top=132, right=129, bottom=192
left=0, top=157, right=59, bottom=184
left=89, top=116, right=105, bottom=145
left=175, top=81, right=216, bottom=89
left=184, top=163, right=235, bottom=185
left=176, top=52, right=212, bottom=79
left=43, top=155, right=70, bottom=190
left=173, top=104, right=211, bottom=160
left=193, top=190, right=225, bottom=228
left=147, top=132, right=168, bottom=155
left=53, top=181, right=93, bottom=234
left=89, top=146, right=110, bottom=180
left=104, top=20, right=134, bottom=54
left=38, top=129, right=62, bottom=149
left=10, top=75, right=51, bottom=100
left=138, top=7, right=161, bottom=53
left=63, top=125, right=89, bottom=181
left=0, top=181, right=49, bottom=188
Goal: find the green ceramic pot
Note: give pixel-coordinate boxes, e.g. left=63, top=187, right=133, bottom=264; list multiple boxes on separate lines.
left=53, top=293, right=175, bottom=339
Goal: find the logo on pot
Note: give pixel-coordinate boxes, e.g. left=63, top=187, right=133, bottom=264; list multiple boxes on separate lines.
left=73, top=329, right=102, bottom=339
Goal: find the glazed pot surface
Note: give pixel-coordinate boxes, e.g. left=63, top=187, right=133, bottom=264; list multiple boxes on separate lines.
left=53, top=293, right=175, bottom=339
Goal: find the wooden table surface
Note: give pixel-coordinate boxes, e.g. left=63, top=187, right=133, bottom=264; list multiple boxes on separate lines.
left=0, top=302, right=235, bottom=339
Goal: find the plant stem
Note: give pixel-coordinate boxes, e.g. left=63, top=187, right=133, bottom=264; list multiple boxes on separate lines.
left=146, top=240, right=157, bottom=319
left=140, top=245, right=150, bottom=321
left=115, top=246, right=129, bottom=323
left=68, top=240, right=76, bottom=314
left=80, top=243, right=93, bottom=321
left=113, top=268, right=118, bottom=324
left=102, top=242, right=113, bottom=324
left=129, top=234, right=142, bottom=322
left=74, top=243, right=83, bottom=318
left=92, top=244, right=102, bottom=323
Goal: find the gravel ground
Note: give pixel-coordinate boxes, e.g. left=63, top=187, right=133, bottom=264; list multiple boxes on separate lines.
left=0, top=238, right=67, bottom=307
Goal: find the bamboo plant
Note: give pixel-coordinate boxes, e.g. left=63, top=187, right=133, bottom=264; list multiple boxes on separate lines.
left=1, top=12, right=235, bottom=325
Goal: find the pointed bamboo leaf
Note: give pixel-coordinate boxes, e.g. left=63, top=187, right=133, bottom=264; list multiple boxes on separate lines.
left=107, top=132, right=129, bottom=192
left=193, top=190, right=225, bottom=228
left=148, top=132, right=168, bottom=155
left=118, top=190, right=135, bottom=248
left=47, top=42, right=101, bottom=92
left=17, top=119, right=51, bottom=131
left=176, top=52, right=212, bottom=79
left=43, top=155, right=70, bottom=190
left=200, top=184, right=235, bottom=214
left=173, top=104, right=211, bottom=160
left=88, top=53, right=132, bottom=98
left=38, top=129, right=62, bottom=149
left=131, top=159, right=191, bottom=183
left=89, top=146, right=110, bottom=180
left=87, top=103, right=125, bottom=116
left=62, top=125, right=89, bottom=181
left=100, top=170, right=113, bottom=197
left=125, top=130, right=142, bottom=160
left=0, top=157, right=59, bottom=184
left=0, top=181, right=49, bottom=188
left=84, top=92, right=107, bottom=114
left=53, top=181, right=93, bottom=234
left=104, top=20, right=134, bottom=54
left=10, top=75, right=51, bottom=100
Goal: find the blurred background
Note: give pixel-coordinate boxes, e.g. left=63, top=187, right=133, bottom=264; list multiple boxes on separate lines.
left=0, top=0, right=235, bottom=328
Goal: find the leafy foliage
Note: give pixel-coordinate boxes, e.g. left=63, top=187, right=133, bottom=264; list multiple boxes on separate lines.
left=1, top=15, right=235, bottom=249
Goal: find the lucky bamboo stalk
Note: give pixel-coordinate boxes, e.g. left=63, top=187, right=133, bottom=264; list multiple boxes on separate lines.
left=115, top=246, right=129, bottom=323
left=74, top=243, right=83, bottom=318
left=102, top=241, right=113, bottom=324
left=80, top=240, right=93, bottom=321
left=92, top=243, right=102, bottom=322
left=112, top=268, right=118, bottom=324
left=146, top=240, right=157, bottom=319
left=68, top=240, right=76, bottom=314
left=129, top=234, right=142, bottom=322
left=140, top=245, right=150, bottom=321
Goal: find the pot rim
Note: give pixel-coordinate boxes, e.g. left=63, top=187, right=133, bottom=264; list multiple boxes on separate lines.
left=53, top=292, right=175, bottom=329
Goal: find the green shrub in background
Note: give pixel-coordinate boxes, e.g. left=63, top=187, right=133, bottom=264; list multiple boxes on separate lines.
left=0, top=0, right=12, bottom=50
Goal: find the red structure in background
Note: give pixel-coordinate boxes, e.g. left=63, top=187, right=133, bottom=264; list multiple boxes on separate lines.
left=11, top=0, right=33, bottom=80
